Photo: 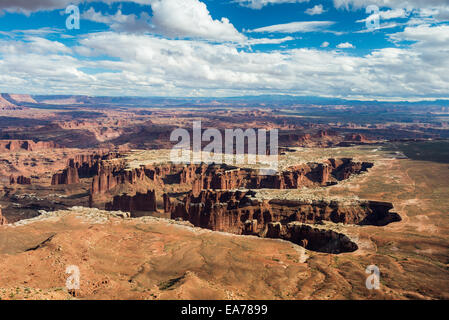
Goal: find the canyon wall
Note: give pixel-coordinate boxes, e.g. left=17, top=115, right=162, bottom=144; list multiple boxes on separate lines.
left=266, top=222, right=358, bottom=254
left=105, top=190, right=157, bottom=215
left=9, top=175, right=31, bottom=185
left=165, top=190, right=400, bottom=253
left=168, top=190, right=400, bottom=234
left=0, top=208, right=7, bottom=225
left=89, top=158, right=372, bottom=197
left=51, top=167, right=80, bottom=185
left=0, top=140, right=59, bottom=152
left=51, top=152, right=112, bottom=186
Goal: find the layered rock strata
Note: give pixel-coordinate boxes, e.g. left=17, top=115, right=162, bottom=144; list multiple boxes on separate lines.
left=164, top=190, right=400, bottom=253
left=105, top=190, right=157, bottom=215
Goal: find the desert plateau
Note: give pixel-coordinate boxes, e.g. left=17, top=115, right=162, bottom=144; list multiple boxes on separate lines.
left=0, top=0, right=449, bottom=305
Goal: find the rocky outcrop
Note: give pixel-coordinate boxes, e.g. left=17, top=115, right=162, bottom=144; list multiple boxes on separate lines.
left=266, top=222, right=358, bottom=254
left=163, top=193, right=173, bottom=213
left=0, top=94, right=24, bottom=110
left=169, top=190, right=399, bottom=233
left=268, top=199, right=400, bottom=226
left=166, top=190, right=400, bottom=253
left=10, top=175, right=31, bottom=185
left=51, top=152, right=114, bottom=186
left=345, top=133, right=368, bottom=142
left=105, top=190, right=157, bottom=215
left=0, top=208, right=7, bottom=225
left=91, top=159, right=372, bottom=197
left=0, top=140, right=59, bottom=152
left=51, top=167, right=80, bottom=185
left=91, top=165, right=145, bottom=195
left=189, top=159, right=373, bottom=192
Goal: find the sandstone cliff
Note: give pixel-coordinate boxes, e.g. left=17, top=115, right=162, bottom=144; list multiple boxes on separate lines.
left=0, top=140, right=59, bottom=152
left=51, top=167, right=80, bottom=185
left=266, top=222, right=358, bottom=254
left=10, top=175, right=31, bottom=185
left=169, top=190, right=399, bottom=233
left=0, top=208, right=7, bottom=225
left=165, top=190, right=400, bottom=253
left=105, top=190, right=157, bottom=215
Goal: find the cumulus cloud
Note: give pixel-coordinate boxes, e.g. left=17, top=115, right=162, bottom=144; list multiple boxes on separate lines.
left=305, top=4, right=326, bottom=15
left=1, top=28, right=449, bottom=100
left=249, top=21, right=334, bottom=33
left=1, top=0, right=448, bottom=100
left=82, top=0, right=245, bottom=42
left=150, top=0, right=245, bottom=42
left=337, top=42, right=354, bottom=48
left=389, top=24, right=449, bottom=48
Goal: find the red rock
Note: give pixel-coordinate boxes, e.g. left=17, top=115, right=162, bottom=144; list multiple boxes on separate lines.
left=105, top=190, right=157, bottom=214
left=345, top=133, right=368, bottom=142
left=0, top=208, right=7, bottom=225
left=168, top=190, right=400, bottom=235
left=10, top=175, right=31, bottom=185
left=0, top=140, right=59, bottom=152
left=51, top=166, right=79, bottom=185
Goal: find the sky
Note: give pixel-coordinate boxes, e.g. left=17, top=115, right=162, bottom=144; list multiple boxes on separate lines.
left=0, top=0, right=448, bottom=101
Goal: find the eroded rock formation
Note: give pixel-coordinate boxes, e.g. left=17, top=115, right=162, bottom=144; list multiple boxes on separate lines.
left=345, top=133, right=368, bottom=143
left=0, top=208, right=7, bottom=225
left=10, top=175, right=31, bottom=185
left=105, top=190, right=157, bottom=215
left=169, top=190, right=399, bottom=232
left=266, top=222, right=358, bottom=254
left=166, top=190, right=400, bottom=253
left=0, top=140, right=59, bottom=152
left=88, top=158, right=374, bottom=212
left=51, top=167, right=79, bottom=185
left=51, top=152, right=113, bottom=186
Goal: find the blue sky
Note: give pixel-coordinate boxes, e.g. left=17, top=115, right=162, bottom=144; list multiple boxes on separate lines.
left=0, top=0, right=448, bottom=101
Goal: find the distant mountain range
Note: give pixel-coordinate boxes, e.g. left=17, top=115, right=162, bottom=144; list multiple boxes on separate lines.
left=1, top=93, right=448, bottom=108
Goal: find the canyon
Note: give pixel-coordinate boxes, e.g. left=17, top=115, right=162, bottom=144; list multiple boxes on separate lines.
left=0, top=96, right=447, bottom=300
left=164, top=190, right=399, bottom=253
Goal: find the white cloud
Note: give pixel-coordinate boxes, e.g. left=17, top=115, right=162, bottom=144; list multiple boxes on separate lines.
left=333, top=0, right=449, bottom=10
left=1, top=29, right=449, bottom=101
left=82, top=8, right=152, bottom=33
left=249, top=21, right=334, bottom=33
left=380, top=8, right=408, bottom=19
left=149, top=0, right=245, bottom=42
left=305, top=4, right=326, bottom=15
left=320, top=41, right=330, bottom=47
left=333, top=0, right=449, bottom=21
left=337, top=42, right=354, bottom=48
left=389, top=24, right=449, bottom=48
left=357, top=8, right=409, bottom=24
left=82, top=0, right=245, bottom=42
left=235, top=0, right=309, bottom=10
left=245, top=36, right=295, bottom=45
